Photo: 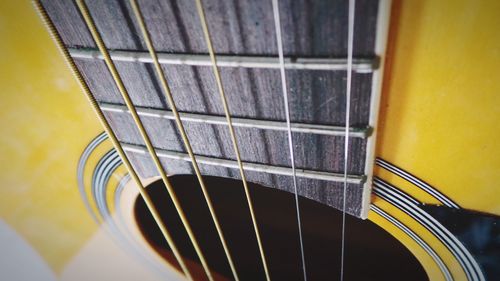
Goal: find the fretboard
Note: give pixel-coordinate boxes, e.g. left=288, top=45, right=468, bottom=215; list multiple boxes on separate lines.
left=41, top=0, right=386, bottom=218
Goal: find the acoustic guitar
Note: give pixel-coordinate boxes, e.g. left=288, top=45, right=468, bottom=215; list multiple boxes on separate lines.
left=0, top=0, right=498, bottom=280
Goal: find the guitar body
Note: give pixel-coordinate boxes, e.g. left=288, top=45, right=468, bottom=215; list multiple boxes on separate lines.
left=369, top=1, right=500, bottom=280
left=0, top=0, right=498, bottom=280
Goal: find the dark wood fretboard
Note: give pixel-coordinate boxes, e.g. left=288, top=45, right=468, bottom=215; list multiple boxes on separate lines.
left=41, top=0, right=387, bottom=218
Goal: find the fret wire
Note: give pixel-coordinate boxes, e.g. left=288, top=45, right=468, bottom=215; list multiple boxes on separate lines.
left=68, top=47, right=376, bottom=73
left=73, top=1, right=215, bottom=280
left=128, top=1, right=240, bottom=280
left=271, top=1, right=307, bottom=280
left=121, top=143, right=366, bottom=184
left=32, top=1, right=193, bottom=280
left=99, top=102, right=370, bottom=138
left=194, top=0, right=272, bottom=280
left=340, top=1, right=356, bottom=281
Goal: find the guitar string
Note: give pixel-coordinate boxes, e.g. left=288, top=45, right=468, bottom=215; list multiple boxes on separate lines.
left=32, top=1, right=194, bottom=279
left=270, top=1, right=307, bottom=280
left=340, top=1, right=356, bottom=281
left=74, top=1, right=216, bottom=280
left=128, top=1, right=240, bottom=280
left=193, top=0, right=272, bottom=280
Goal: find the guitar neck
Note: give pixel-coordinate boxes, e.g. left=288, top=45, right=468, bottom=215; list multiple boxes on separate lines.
left=40, top=0, right=388, bottom=218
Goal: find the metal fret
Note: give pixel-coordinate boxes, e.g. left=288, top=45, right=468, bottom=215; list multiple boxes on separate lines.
left=100, top=102, right=370, bottom=138
left=69, top=47, right=377, bottom=73
left=122, top=143, right=365, bottom=184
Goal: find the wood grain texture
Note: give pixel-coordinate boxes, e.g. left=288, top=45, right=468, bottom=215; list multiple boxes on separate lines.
left=42, top=0, right=379, bottom=217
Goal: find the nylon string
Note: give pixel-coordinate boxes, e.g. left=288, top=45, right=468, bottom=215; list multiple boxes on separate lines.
left=271, top=1, right=308, bottom=280
left=340, top=1, right=356, bottom=281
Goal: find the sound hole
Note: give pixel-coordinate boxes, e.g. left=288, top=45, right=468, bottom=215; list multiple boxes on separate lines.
left=135, top=175, right=427, bottom=281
